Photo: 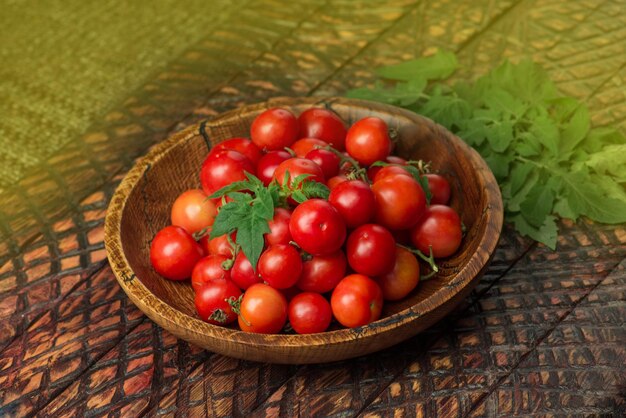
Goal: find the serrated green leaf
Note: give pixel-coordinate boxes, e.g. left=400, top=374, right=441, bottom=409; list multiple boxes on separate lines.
left=485, top=120, right=514, bottom=153
left=519, top=178, right=557, bottom=228
left=550, top=99, right=590, bottom=155
left=585, top=144, right=626, bottom=182
left=292, top=173, right=312, bottom=189
left=515, top=132, right=542, bottom=157
left=482, top=89, right=527, bottom=118
left=291, top=190, right=308, bottom=204
left=375, top=50, right=457, bottom=82
left=208, top=180, right=251, bottom=199
left=507, top=170, right=539, bottom=212
left=528, top=115, right=559, bottom=156
left=512, top=214, right=558, bottom=249
left=417, top=175, right=432, bottom=205
left=420, top=92, right=471, bottom=129
left=346, top=79, right=426, bottom=107
left=254, top=186, right=275, bottom=219
left=235, top=213, right=271, bottom=272
left=483, top=152, right=513, bottom=182
left=301, top=180, right=330, bottom=200
left=209, top=203, right=245, bottom=238
left=509, top=163, right=534, bottom=196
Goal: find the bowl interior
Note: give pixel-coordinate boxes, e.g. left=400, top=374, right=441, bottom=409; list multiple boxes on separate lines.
left=119, top=98, right=491, bottom=326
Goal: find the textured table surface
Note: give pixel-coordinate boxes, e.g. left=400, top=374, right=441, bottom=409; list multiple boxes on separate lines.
left=0, top=1, right=625, bottom=416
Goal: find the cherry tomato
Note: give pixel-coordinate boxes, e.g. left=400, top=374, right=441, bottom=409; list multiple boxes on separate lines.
left=425, top=174, right=451, bottom=205
left=305, top=148, right=340, bottom=180
left=250, top=108, right=298, bottom=151
left=296, top=250, right=347, bottom=293
left=290, top=199, right=346, bottom=256
left=150, top=226, right=204, bottom=280
left=212, top=137, right=263, bottom=167
left=199, top=232, right=235, bottom=257
left=410, top=205, right=462, bottom=258
left=256, top=150, right=291, bottom=186
left=372, top=174, right=426, bottom=230
left=298, top=108, right=347, bottom=151
left=171, top=189, right=217, bottom=235
left=200, top=149, right=254, bottom=195
left=330, top=274, right=383, bottom=328
left=195, top=279, right=241, bottom=325
left=291, top=138, right=327, bottom=158
left=328, top=180, right=376, bottom=228
left=231, top=251, right=262, bottom=290
left=327, top=174, right=348, bottom=189
left=367, top=156, right=407, bottom=181
left=377, top=247, right=419, bottom=301
left=288, top=292, right=332, bottom=334
left=265, top=208, right=292, bottom=246
left=238, top=283, right=287, bottom=334
left=346, top=224, right=396, bottom=276
left=372, top=165, right=411, bottom=183
left=345, top=117, right=391, bottom=166
left=191, top=254, right=232, bottom=292
left=258, top=244, right=303, bottom=289
left=273, top=157, right=325, bottom=185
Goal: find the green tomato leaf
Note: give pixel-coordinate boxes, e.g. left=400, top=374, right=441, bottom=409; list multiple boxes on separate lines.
left=375, top=50, right=457, bottom=82
left=512, top=214, right=558, bottom=249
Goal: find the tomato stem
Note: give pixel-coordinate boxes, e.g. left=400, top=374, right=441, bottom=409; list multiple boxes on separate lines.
left=227, top=295, right=251, bottom=326
left=397, top=244, right=439, bottom=277
left=322, top=145, right=368, bottom=182
left=208, top=308, right=228, bottom=323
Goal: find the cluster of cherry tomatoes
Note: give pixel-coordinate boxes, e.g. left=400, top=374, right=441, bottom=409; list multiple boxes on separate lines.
left=149, top=106, right=464, bottom=334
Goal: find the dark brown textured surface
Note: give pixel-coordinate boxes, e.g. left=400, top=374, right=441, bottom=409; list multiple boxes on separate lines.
left=1, top=0, right=625, bottom=416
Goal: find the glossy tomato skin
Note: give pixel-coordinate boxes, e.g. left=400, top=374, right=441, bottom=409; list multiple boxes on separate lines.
left=258, top=244, right=303, bottom=289
left=296, top=250, right=347, bottom=293
left=328, top=180, right=376, bottom=228
left=171, top=189, right=217, bottom=235
left=291, top=138, right=327, bottom=158
left=288, top=292, right=332, bottom=334
left=289, top=199, right=346, bottom=256
left=410, top=205, right=462, bottom=258
left=238, top=283, right=288, bottom=334
left=256, top=150, right=291, bottom=186
left=331, top=274, right=383, bottom=328
left=273, top=157, right=325, bottom=186
left=425, top=174, right=451, bottom=205
left=265, top=208, right=292, bottom=246
left=200, top=232, right=235, bottom=257
left=195, top=279, right=241, bottom=325
left=346, top=224, right=396, bottom=276
left=200, top=149, right=254, bottom=195
left=345, top=117, right=392, bottom=166
left=377, top=247, right=419, bottom=301
left=372, top=165, right=411, bottom=183
left=212, top=138, right=263, bottom=167
left=366, top=156, right=408, bottom=181
left=191, top=254, right=232, bottom=292
left=327, top=174, right=348, bottom=189
left=305, top=149, right=340, bottom=180
left=231, top=251, right=262, bottom=290
left=250, top=108, right=299, bottom=151
left=150, top=226, right=204, bottom=280
left=372, top=174, right=427, bottom=230
left=298, top=108, right=347, bottom=151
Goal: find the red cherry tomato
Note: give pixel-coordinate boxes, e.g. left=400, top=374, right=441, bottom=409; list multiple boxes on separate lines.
left=256, top=150, right=291, bottom=186
left=305, top=148, right=340, bottom=180
left=298, top=108, right=347, bottom=151
left=265, top=208, right=292, bottom=246
left=328, top=180, right=376, bottom=228
left=346, top=224, right=396, bottom=276
left=238, top=283, right=288, bottom=334
left=258, top=244, right=303, bottom=289
left=296, top=250, right=347, bottom=293
left=150, top=226, right=204, bottom=280
left=377, top=247, right=419, bottom=301
left=330, top=274, right=383, bottom=328
left=191, top=254, right=232, bottom=292
left=195, top=279, right=241, bottom=325
left=410, top=205, right=462, bottom=258
left=289, top=199, right=346, bottom=256
left=200, top=149, right=254, bottom=195
left=372, top=165, right=411, bottom=183
left=425, top=174, right=451, bottom=205
left=366, top=156, right=408, bottom=181
left=231, top=251, right=262, bottom=290
left=345, top=117, right=392, bottom=166
left=273, top=157, right=325, bottom=185
left=291, top=138, right=327, bottom=158
left=327, top=174, right=348, bottom=189
left=372, top=174, right=427, bottom=230
left=250, top=108, right=298, bottom=151
left=199, top=232, right=235, bottom=257
left=212, top=137, right=263, bottom=167
left=288, top=292, right=332, bottom=334
left=171, top=189, right=217, bottom=235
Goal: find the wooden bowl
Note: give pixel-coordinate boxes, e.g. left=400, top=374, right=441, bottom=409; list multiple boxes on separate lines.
left=105, top=97, right=503, bottom=364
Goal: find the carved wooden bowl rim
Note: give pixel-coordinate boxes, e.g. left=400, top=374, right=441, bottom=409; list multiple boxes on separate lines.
left=105, top=97, right=503, bottom=362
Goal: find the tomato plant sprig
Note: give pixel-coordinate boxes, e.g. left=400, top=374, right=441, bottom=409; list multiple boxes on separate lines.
left=209, top=172, right=329, bottom=270
left=396, top=243, right=439, bottom=280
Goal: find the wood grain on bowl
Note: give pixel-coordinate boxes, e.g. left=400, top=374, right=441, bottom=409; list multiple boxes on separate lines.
left=104, top=97, right=503, bottom=364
